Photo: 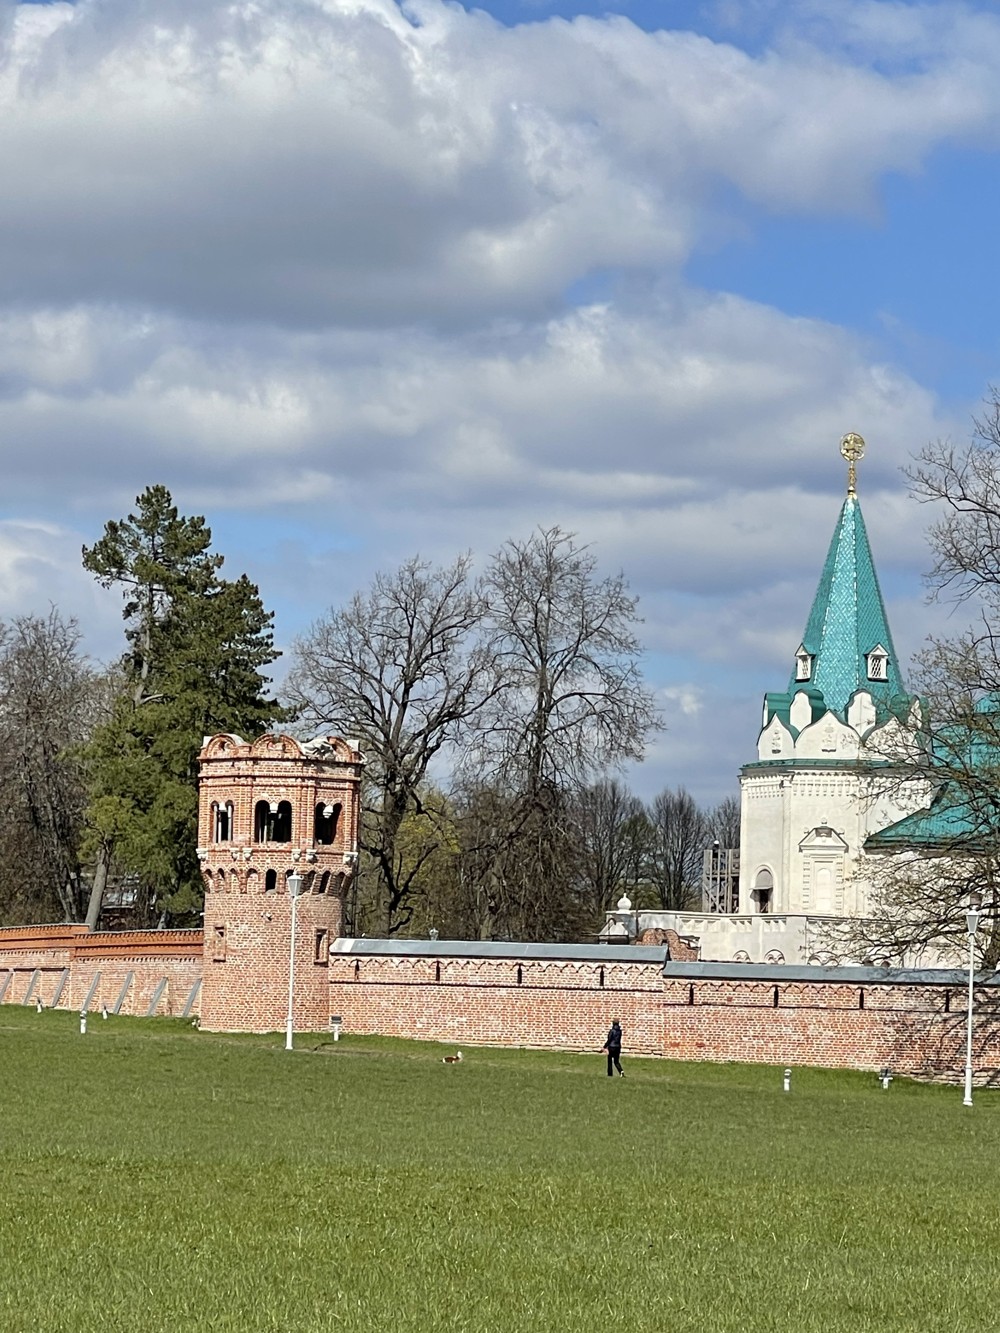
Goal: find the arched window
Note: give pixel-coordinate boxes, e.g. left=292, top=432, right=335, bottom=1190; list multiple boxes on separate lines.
left=213, top=802, right=232, bottom=843
left=264, top=869, right=277, bottom=894
left=318, top=871, right=331, bottom=895
left=254, top=799, right=293, bottom=843
left=314, top=802, right=341, bottom=846
left=273, top=801, right=292, bottom=842
left=753, top=868, right=773, bottom=914
left=204, top=869, right=213, bottom=893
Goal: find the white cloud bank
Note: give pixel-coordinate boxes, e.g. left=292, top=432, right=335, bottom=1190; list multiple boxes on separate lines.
left=0, top=0, right=996, bottom=795
left=3, top=0, right=1000, bottom=326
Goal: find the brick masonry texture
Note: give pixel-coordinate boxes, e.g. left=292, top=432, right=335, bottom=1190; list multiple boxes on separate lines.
left=2, top=733, right=996, bottom=1077
left=0, top=928, right=202, bottom=1016
left=2, top=926, right=998, bottom=1079
left=197, top=732, right=360, bottom=1032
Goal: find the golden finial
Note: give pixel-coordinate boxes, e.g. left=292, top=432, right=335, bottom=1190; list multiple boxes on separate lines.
left=840, top=432, right=866, bottom=497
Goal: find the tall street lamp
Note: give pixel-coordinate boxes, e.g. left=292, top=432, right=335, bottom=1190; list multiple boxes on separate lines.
left=963, top=889, right=983, bottom=1108
left=285, top=871, right=304, bottom=1052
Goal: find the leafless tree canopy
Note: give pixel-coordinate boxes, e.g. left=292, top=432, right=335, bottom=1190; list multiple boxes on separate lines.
left=288, top=554, right=495, bottom=934
left=289, top=529, right=662, bottom=936
left=473, top=527, right=659, bottom=792
left=0, top=612, right=100, bottom=922
left=646, top=787, right=706, bottom=911
left=571, top=778, right=648, bottom=920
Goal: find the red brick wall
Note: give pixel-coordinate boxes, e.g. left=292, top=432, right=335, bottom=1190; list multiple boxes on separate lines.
left=329, top=954, right=1000, bottom=1080
left=2, top=922, right=997, bottom=1081
left=328, top=954, right=665, bottom=1053
left=0, top=929, right=202, bottom=1017
left=201, top=891, right=341, bottom=1032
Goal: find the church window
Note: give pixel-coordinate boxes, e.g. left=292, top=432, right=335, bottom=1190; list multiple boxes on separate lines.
left=794, top=646, right=813, bottom=681
left=866, top=645, right=889, bottom=682
left=753, top=869, right=773, bottom=914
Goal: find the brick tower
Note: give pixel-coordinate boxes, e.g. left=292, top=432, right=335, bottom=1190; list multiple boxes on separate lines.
left=197, top=732, right=363, bottom=1032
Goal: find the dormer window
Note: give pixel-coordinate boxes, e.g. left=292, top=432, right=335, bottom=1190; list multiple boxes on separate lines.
left=795, top=645, right=813, bottom=682
left=866, top=645, right=889, bottom=682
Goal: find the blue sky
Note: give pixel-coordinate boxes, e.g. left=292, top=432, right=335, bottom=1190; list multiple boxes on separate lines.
left=3, top=0, right=1000, bottom=803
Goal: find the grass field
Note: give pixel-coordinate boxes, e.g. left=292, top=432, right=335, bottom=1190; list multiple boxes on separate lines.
left=2, top=1011, right=999, bottom=1332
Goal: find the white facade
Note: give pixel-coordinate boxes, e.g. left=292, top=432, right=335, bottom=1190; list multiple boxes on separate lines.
left=738, top=695, right=928, bottom=920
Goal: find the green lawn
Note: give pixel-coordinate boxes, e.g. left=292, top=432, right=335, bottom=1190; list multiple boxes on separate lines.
left=1, top=1010, right=998, bottom=1332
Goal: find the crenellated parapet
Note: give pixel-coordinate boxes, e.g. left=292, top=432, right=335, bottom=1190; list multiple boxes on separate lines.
left=197, top=732, right=363, bottom=899
left=197, top=731, right=364, bottom=1032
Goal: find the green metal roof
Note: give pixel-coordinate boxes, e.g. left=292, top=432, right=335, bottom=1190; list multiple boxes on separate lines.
left=865, top=789, right=983, bottom=852
left=789, top=495, right=907, bottom=716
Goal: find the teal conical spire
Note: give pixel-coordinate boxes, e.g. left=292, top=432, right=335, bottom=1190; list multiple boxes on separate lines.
left=788, top=495, right=906, bottom=717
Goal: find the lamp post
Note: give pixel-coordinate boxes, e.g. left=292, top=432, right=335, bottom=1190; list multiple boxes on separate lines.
left=285, top=871, right=304, bottom=1052
left=963, top=889, right=982, bottom=1107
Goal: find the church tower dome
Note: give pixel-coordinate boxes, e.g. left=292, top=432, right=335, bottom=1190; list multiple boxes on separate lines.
left=738, top=434, right=925, bottom=927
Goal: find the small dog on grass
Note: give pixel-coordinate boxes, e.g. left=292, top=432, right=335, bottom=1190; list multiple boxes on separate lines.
left=442, top=1051, right=463, bottom=1064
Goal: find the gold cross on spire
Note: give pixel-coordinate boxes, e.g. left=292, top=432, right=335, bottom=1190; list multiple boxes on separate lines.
left=840, top=432, right=866, bottom=497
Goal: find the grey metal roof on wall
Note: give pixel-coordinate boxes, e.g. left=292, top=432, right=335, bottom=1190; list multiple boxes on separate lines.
left=662, top=960, right=996, bottom=987
left=331, top=937, right=666, bottom=965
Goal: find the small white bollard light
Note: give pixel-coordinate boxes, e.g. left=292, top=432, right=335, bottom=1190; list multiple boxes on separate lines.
left=880, top=1067, right=893, bottom=1091
left=330, top=1015, right=343, bottom=1042
left=35, top=996, right=43, bottom=1014
left=783, top=1067, right=792, bottom=1093
left=80, top=1011, right=87, bottom=1035
left=101, top=1004, right=108, bottom=1020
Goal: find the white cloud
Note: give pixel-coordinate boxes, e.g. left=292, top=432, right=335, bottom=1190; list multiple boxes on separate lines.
left=2, top=0, right=1000, bottom=327
left=0, top=0, right=994, bottom=803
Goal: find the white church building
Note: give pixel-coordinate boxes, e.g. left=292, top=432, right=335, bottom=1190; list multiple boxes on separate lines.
left=613, top=435, right=931, bottom=963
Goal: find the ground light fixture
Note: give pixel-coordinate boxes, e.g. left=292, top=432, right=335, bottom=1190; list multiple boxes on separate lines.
left=285, top=871, right=305, bottom=1052
left=963, top=890, right=983, bottom=1107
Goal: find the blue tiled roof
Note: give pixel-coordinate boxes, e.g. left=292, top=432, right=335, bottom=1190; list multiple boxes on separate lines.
left=789, top=496, right=907, bottom=716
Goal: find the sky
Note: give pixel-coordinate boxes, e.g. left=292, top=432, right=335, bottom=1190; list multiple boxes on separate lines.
left=3, top=0, right=1000, bottom=805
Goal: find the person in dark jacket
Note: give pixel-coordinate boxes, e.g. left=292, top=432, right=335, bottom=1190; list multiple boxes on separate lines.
left=602, top=1020, right=624, bottom=1077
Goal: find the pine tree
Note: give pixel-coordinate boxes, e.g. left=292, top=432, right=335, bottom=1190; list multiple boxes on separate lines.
left=81, top=486, right=284, bottom=926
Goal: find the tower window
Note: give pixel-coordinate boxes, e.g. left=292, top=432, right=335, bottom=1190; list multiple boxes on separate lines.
left=314, top=802, right=341, bottom=846
left=794, top=645, right=813, bottom=682
left=866, top=645, right=889, bottom=682
left=213, top=802, right=232, bottom=842
left=254, top=799, right=293, bottom=843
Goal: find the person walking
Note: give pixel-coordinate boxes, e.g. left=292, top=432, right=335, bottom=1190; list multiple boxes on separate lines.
left=602, top=1019, right=624, bottom=1077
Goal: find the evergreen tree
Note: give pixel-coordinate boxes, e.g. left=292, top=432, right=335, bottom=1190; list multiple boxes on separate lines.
left=81, top=486, right=283, bottom=926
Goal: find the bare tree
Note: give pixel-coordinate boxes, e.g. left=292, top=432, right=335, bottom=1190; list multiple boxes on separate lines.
left=476, top=527, right=659, bottom=791
left=646, top=787, right=706, bottom=911
left=287, top=555, right=494, bottom=935
left=466, top=527, right=661, bottom=938
left=571, top=778, right=649, bottom=922
left=0, top=612, right=99, bottom=923
left=706, top=794, right=741, bottom=850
